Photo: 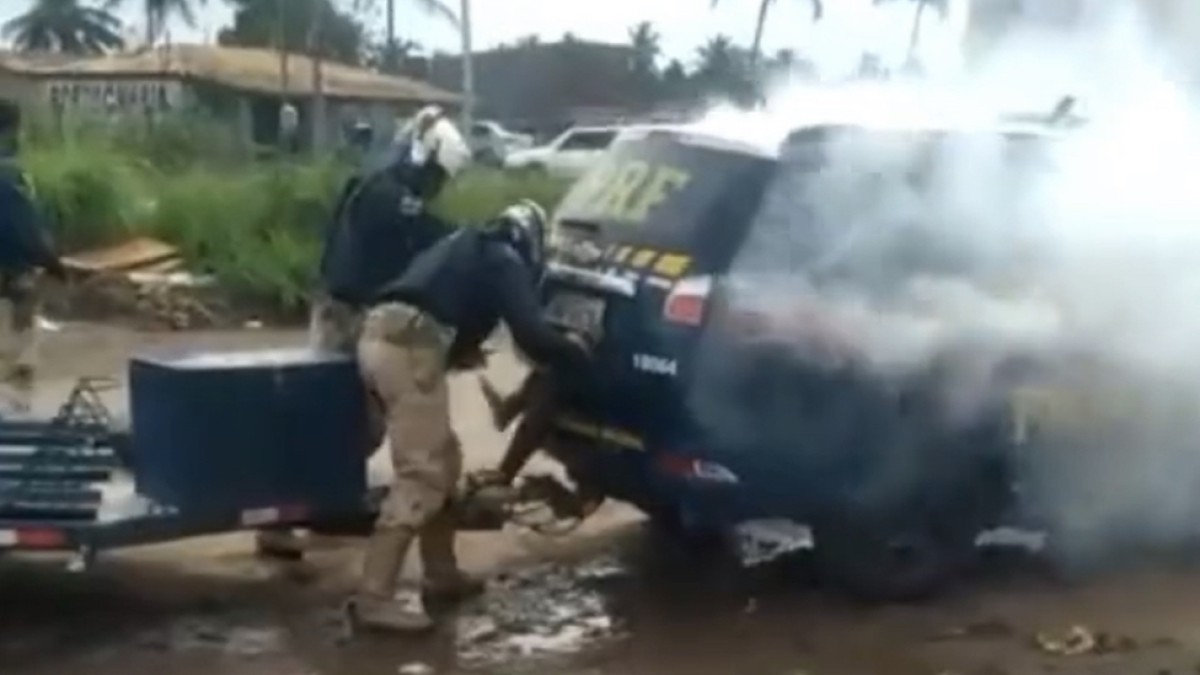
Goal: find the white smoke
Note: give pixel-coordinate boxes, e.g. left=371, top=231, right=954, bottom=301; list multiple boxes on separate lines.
left=685, top=0, right=1200, bottom=566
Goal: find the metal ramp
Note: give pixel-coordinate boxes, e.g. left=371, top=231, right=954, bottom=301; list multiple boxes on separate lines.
left=0, top=378, right=123, bottom=527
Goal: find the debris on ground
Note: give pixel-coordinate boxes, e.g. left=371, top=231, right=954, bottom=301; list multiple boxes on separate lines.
left=930, top=618, right=1015, bottom=642
left=455, top=558, right=626, bottom=666
left=1032, top=625, right=1142, bottom=656
left=59, top=237, right=221, bottom=330
left=1034, top=625, right=1097, bottom=655
left=36, top=317, right=61, bottom=332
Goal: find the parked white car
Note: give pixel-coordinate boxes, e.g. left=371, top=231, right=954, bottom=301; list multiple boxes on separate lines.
left=502, top=126, right=620, bottom=179
left=468, top=119, right=534, bottom=165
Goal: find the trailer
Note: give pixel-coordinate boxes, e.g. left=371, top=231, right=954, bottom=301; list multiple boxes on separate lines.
left=0, top=346, right=588, bottom=572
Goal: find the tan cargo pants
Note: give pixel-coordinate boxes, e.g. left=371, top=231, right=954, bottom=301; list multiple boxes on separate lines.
left=356, top=301, right=463, bottom=598
left=256, top=295, right=381, bottom=557
left=0, top=274, right=39, bottom=414
left=309, top=295, right=364, bottom=354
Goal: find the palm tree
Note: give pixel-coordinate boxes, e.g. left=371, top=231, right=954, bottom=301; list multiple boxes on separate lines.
left=693, top=34, right=750, bottom=97
left=874, top=0, right=950, bottom=64
left=3, top=0, right=125, bottom=54
left=628, top=22, right=661, bottom=76
left=709, top=0, right=823, bottom=70
left=103, top=0, right=207, bottom=48
left=375, top=0, right=458, bottom=65
left=628, top=22, right=662, bottom=106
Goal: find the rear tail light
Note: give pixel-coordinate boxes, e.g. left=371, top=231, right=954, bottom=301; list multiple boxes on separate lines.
left=656, top=452, right=739, bottom=484
left=663, top=276, right=712, bottom=326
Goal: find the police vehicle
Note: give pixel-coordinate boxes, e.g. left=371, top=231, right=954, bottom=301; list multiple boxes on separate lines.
left=537, top=105, right=1114, bottom=600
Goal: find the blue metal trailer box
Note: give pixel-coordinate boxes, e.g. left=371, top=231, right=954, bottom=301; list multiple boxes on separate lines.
left=129, top=348, right=370, bottom=513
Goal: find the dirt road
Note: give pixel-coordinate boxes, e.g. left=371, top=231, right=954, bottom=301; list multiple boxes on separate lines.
left=6, top=323, right=1200, bottom=675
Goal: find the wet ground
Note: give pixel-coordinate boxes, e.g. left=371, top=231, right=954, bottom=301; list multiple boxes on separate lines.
left=7, top=324, right=1200, bottom=675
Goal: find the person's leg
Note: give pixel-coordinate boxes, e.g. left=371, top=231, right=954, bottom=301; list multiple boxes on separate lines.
left=257, top=297, right=365, bottom=560
left=309, top=295, right=363, bottom=353
left=7, top=280, right=37, bottom=414
left=478, top=370, right=536, bottom=430
left=418, top=433, right=483, bottom=604
left=349, top=303, right=459, bottom=633
left=496, top=369, right=556, bottom=483
left=0, top=276, right=37, bottom=415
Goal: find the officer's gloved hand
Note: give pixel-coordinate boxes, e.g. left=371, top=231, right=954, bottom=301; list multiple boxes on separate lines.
left=564, top=330, right=594, bottom=356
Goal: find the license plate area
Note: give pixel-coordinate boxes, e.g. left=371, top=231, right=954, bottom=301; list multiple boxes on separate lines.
left=545, top=290, right=606, bottom=339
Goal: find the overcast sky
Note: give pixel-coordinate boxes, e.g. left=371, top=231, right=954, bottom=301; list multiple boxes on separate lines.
left=0, top=0, right=967, bottom=71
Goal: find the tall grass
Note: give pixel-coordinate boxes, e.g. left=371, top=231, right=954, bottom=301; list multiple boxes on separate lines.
left=20, top=112, right=570, bottom=312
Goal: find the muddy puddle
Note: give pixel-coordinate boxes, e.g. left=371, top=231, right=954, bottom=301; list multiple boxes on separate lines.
left=6, top=528, right=1200, bottom=675
left=454, top=555, right=628, bottom=667
left=0, top=542, right=645, bottom=675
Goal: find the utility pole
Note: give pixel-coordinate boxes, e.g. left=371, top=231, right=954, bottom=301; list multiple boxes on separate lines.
left=277, top=0, right=289, bottom=95
left=308, top=1, right=327, bottom=153
left=386, top=0, right=396, bottom=71
left=460, top=0, right=474, bottom=131
left=276, top=0, right=296, bottom=154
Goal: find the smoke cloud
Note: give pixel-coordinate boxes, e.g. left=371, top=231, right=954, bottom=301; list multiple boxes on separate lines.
left=685, top=0, right=1200, bottom=567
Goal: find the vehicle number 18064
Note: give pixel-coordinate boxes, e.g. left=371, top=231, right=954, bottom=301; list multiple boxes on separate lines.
left=633, top=353, right=678, bottom=376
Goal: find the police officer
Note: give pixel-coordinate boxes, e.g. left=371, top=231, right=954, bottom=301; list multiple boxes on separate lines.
left=0, top=100, right=66, bottom=414
left=347, top=200, right=589, bottom=633
left=314, top=104, right=470, bottom=353
left=254, top=105, right=471, bottom=560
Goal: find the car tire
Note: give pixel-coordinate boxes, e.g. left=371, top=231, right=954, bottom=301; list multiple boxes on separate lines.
left=813, top=450, right=1010, bottom=603
left=811, top=512, right=978, bottom=602
left=640, top=500, right=736, bottom=558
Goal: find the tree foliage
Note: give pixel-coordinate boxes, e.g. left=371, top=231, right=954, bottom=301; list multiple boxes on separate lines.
left=3, top=0, right=815, bottom=117
left=102, top=0, right=208, bottom=46
left=217, top=0, right=367, bottom=64
left=710, top=0, right=823, bottom=67
left=3, top=0, right=125, bottom=55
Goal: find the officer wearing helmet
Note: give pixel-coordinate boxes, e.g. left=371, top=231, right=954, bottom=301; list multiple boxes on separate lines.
left=346, top=199, right=589, bottom=633
left=317, top=104, right=470, bottom=337
left=255, top=105, right=471, bottom=560
left=0, top=100, right=67, bottom=415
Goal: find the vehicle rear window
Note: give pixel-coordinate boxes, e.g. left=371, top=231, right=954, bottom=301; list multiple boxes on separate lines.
left=552, top=131, right=775, bottom=273
left=740, top=126, right=1054, bottom=294
left=560, top=130, right=617, bottom=150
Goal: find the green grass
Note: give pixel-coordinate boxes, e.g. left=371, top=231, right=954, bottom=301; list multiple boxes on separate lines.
left=20, top=115, right=571, bottom=312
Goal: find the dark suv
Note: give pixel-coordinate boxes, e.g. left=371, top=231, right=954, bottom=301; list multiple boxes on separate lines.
left=538, top=121, right=1077, bottom=599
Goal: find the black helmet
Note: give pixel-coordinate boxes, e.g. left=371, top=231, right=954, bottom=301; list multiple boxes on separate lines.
left=487, top=199, right=549, bottom=275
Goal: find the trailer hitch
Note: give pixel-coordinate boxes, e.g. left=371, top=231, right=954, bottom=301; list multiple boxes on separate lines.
left=453, top=471, right=593, bottom=535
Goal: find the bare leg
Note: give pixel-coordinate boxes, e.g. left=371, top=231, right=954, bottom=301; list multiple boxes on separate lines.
left=497, top=370, right=556, bottom=483
left=478, top=371, right=536, bottom=430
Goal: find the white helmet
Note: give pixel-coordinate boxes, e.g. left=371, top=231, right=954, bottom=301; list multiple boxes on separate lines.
left=399, top=105, right=471, bottom=180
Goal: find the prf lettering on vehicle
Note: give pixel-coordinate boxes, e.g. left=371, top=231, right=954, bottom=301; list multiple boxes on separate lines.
left=553, top=159, right=694, bottom=281
left=567, top=159, right=691, bottom=223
